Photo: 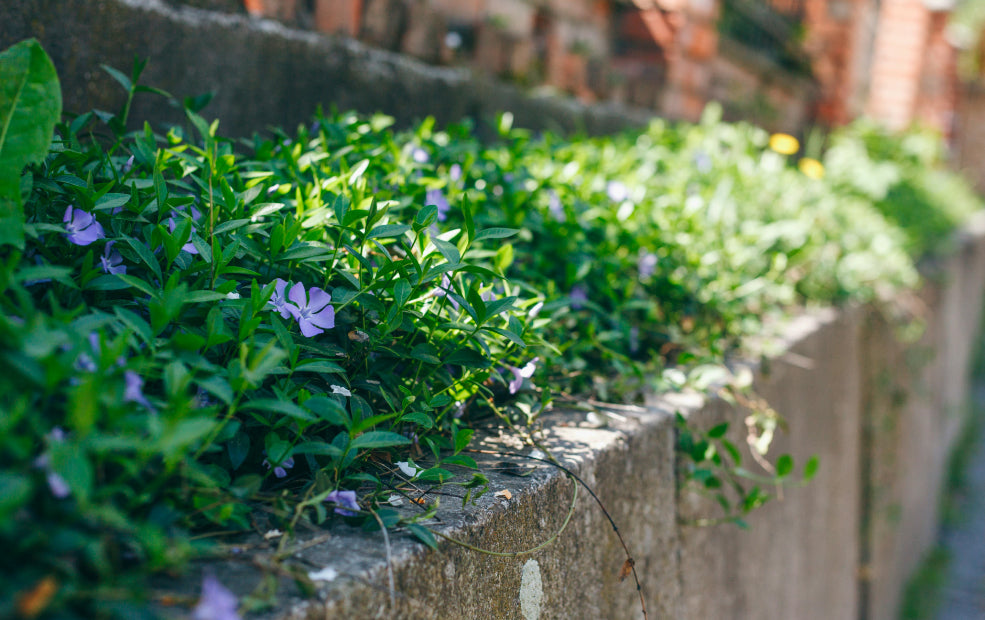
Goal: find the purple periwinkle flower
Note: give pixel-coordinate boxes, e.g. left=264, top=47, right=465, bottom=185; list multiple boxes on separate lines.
left=100, top=240, right=126, bottom=275
left=569, top=285, right=588, bottom=310
left=34, top=428, right=71, bottom=499
left=547, top=190, right=564, bottom=221
left=450, top=163, right=462, bottom=182
left=46, top=471, right=72, bottom=499
left=287, top=282, right=335, bottom=338
left=122, top=155, right=135, bottom=174
left=606, top=180, right=629, bottom=203
left=508, top=357, right=539, bottom=395
left=426, top=188, right=451, bottom=222
left=263, top=454, right=295, bottom=479
left=63, top=205, right=105, bottom=246
left=123, top=370, right=152, bottom=408
left=434, top=274, right=460, bottom=311
left=693, top=150, right=712, bottom=173
left=325, top=489, right=359, bottom=516
left=192, top=573, right=241, bottom=620
left=165, top=205, right=202, bottom=255
left=638, top=250, right=657, bottom=281
left=412, top=147, right=430, bottom=164
left=267, top=278, right=293, bottom=318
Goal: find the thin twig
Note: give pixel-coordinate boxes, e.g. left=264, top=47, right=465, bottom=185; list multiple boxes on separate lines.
left=466, top=448, right=648, bottom=620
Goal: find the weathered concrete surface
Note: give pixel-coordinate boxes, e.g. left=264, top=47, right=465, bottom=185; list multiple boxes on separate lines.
left=676, top=308, right=864, bottom=620
left=861, top=214, right=985, bottom=620
left=157, top=407, right=680, bottom=620
left=0, top=0, right=651, bottom=138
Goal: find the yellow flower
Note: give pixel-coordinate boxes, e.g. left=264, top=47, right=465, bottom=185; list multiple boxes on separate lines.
left=798, top=157, right=825, bottom=179
left=769, top=133, right=800, bottom=155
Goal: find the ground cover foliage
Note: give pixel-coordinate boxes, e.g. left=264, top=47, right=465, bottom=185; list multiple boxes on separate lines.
left=1, top=39, right=981, bottom=618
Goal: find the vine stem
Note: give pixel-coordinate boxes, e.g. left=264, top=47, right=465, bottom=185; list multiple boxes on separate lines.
left=466, top=447, right=649, bottom=620
left=432, top=480, right=578, bottom=558
left=369, top=508, right=397, bottom=611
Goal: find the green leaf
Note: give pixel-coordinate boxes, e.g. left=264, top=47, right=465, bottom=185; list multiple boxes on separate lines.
left=0, top=39, right=61, bottom=248
left=445, top=348, right=491, bottom=369
left=304, top=396, right=351, bottom=428
left=407, top=523, right=438, bottom=550
left=454, top=428, right=473, bottom=454
left=474, top=227, right=520, bottom=242
left=227, top=433, right=250, bottom=470
left=367, top=224, right=411, bottom=239
left=243, top=398, right=317, bottom=421
left=776, top=454, right=794, bottom=478
left=707, top=422, right=729, bottom=439
left=432, top=237, right=461, bottom=264
left=0, top=473, right=31, bottom=519
left=802, top=455, right=820, bottom=481
left=349, top=431, right=411, bottom=451
left=101, top=64, right=132, bottom=92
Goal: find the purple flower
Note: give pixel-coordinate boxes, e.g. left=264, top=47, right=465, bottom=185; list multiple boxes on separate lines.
left=426, top=188, right=451, bottom=222
left=122, top=155, right=135, bottom=174
left=569, top=285, right=588, bottom=310
left=508, top=358, right=539, bottom=394
left=286, top=282, right=335, bottom=337
left=638, top=250, right=657, bottom=281
left=434, top=274, right=460, bottom=311
left=192, top=573, right=240, bottom=620
left=123, top=370, right=152, bottom=408
left=693, top=150, right=712, bottom=173
left=46, top=471, right=71, bottom=499
left=34, top=428, right=71, bottom=499
left=325, top=489, right=359, bottom=516
left=165, top=206, right=202, bottom=255
left=63, top=205, right=105, bottom=246
left=450, top=163, right=462, bottom=182
left=267, top=278, right=293, bottom=318
left=100, top=241, right=126, bottom=275
left=547, top=190, right=564, bottom=221
left=263, top=454, right=295, bottom=479
left=606, top=180, right=629, bottom=203
left=412, top=147, right=430, bottom=164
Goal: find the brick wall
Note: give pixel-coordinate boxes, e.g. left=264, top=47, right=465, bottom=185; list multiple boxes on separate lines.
left=171, top=0, right=962, bottom=135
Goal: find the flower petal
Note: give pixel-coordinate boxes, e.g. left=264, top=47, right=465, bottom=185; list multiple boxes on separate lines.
left=297, top=317, right=324, bottom=338
left=307, top=287, right=332, bottom=312
left=288, top=282, right=307, bottom=308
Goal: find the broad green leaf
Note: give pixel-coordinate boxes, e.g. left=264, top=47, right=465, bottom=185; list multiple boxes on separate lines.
left=367, top=224, right=411, bottom=239
left=349, top=431, right=411, bottom=451
left=243, top=398, right=317, bottom=421
left=474, top=227, right=520, bottom=242
left=407, top=523, right=439, bottom=550
left=0, top=39, right=61, bottom=248
left=776, top=454, right=794, bottom=478
left=802, top=455, right=820, bottom=481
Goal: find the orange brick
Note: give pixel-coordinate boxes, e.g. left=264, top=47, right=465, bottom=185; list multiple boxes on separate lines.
left=314, top=0, right=363, bottom=36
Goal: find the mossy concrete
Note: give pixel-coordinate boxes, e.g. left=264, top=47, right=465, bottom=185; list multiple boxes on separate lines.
left=0, top=0, right=651, bottom=139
